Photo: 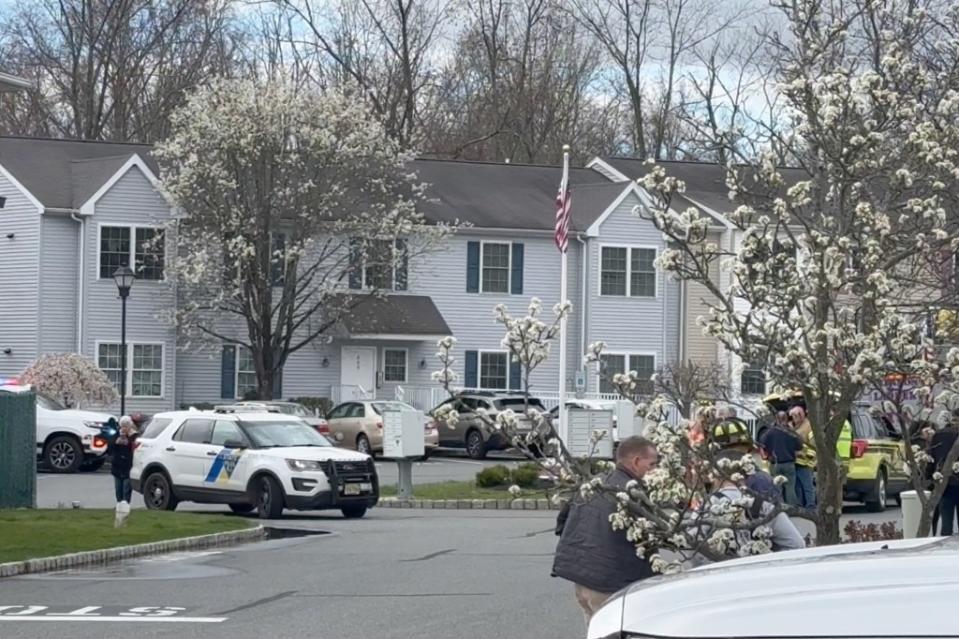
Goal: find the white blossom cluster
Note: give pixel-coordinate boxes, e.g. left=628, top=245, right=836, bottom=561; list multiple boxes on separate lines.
left=21, top=353, right=118, bottom=408
left=433, top=297, right=796, bottom=570
left=629, top=0, right=959, bottom=543
left=154, top=78, right=452, bottom=365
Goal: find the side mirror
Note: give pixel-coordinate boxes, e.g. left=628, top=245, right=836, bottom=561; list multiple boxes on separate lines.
left=334, top=432, right=344, bottom=442
left=223, top=439, right=247, bottom=449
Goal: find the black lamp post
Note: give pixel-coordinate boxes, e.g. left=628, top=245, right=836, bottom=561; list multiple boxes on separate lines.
left=113, top=266, right=136, bottom=415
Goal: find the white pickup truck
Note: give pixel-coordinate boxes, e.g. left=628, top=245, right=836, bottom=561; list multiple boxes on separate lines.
left=33, top=394, right=115, bottom=472
left=2, top=383, right=115, bottom=473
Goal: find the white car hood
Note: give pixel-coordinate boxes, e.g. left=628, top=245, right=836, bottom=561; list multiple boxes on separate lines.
left=56, top=408, right=115, bottom=422
left=255, top=446, right=370, bottom=462
left=590, top=538, right=959, bottom=639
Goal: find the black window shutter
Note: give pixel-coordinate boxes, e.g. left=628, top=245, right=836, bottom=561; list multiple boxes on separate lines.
left=510, top=243, right=524, bottom=294
left=509, top=357, right=521, bottom=391
left=464, top=350, right=478, bottom=388
left=272, top=366, right=283, bottom=399
left=348, top=238, right=362, bottom=289
left=466, top=241, right=480, bottom=293
left=220, top=345, right=236, bottom=399
left=395, top=238, right=408, bottom=291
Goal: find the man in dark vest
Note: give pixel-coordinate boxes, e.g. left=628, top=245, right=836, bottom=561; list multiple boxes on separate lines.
left=552, top=436, right=659, bottom=624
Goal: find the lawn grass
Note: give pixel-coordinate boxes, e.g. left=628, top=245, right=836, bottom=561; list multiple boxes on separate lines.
left=379, top=481, right=549, bottom=500
left=0, top=509, right=252, bottom=564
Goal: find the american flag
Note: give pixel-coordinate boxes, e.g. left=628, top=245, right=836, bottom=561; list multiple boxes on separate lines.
left=555, top=180, right=571, bottom=253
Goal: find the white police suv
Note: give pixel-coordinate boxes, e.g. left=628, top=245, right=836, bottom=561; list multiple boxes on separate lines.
left=131, top=409, right=378, bottom=519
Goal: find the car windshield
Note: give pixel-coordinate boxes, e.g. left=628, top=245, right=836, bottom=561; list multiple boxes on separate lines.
left=36, top=394, right=66, bottom=411
left=241, top=420, right=332, bottom=448
left=370, top=401, right=416, bottom=415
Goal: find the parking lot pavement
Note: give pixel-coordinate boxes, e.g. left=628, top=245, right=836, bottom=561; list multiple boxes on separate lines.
left=0, top=509, right=581, bottom=639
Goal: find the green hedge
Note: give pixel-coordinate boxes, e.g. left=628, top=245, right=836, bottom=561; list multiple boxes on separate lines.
left=474, top=463, right=542, bottom=488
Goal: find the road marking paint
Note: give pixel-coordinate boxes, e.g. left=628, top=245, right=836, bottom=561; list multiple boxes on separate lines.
left=0, top=606, right=225, bottom=623
left=0, top=616, right=226, bottom=623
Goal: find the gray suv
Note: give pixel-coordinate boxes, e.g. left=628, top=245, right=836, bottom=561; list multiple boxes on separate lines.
left=429, top=392, right=546, bottom=459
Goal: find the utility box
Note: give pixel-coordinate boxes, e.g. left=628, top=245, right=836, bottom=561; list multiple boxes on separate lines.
left=0, top=387, right=37, bottom=508
left=382, top=408, right=425, bottom=459
left=567, top=408, right=614, bottom=459
left=615, top=400, right=640, bottom=439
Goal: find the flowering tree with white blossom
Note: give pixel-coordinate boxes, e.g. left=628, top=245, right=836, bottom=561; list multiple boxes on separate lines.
left=155, top=78, right=451, bottom=399
left=21, top=353, right=118, bottom=408
left=635, top=0, right=959, bottom=543
left=861, top=332, right=959, bottom=537
left=433, top=298, right=794, bottom=571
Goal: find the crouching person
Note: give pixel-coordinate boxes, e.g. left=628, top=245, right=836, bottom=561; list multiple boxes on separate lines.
left=552, top=437, right=659, bottom=625
left=708, top=449, right=805, bottom=556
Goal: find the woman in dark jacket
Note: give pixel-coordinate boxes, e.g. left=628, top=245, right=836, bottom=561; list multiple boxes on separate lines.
left=110, top=416, right=139, bottom=504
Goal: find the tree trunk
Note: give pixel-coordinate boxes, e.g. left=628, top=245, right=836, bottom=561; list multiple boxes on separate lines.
left=815, top=454, right=844, bottom=545
left=256, top=371, right=275, bottom=401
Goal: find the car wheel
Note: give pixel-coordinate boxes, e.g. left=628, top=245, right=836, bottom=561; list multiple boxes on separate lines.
left=254, top=475, right=285, bottom=519
left=44, top=436, right=83, bottom=473
left=229, top=503, right=255, bottom=515
left=865, top=470, right=887, bottom=513
left=341, top=505, right=368, bottom=519
left=417, top=448, right=432, bottom=462
left=80, top=457, right=106, bottom=472
left=465, top=430, right=487, bottom=460
left=356, top=433, right=373, bottom=457
left=143, top=472, right=179, bottom=511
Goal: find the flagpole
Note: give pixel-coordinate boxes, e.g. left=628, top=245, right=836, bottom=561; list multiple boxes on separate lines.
left=558, top=144, right=570, bottom=446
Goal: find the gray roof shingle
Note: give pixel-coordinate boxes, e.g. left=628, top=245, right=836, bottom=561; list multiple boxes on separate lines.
left=341, top=295, right=451, bottom=337
left=601, top=156, right=809, bottom=216
left=0, top=136, right=155, bottom=209
left=413, top=158, right=631, bottom=231
left=0, top=136, right=636, bottom=230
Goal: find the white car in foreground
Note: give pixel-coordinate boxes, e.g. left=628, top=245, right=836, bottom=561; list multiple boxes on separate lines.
left=132, top=409, right=378, bottom=519
left=587, top=536, right=959, bottom=639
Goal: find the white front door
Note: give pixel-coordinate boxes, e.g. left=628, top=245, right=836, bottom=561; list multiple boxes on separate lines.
left=341, top=346, right=376, bottom=399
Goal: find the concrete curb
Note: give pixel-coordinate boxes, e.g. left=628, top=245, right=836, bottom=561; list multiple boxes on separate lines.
left=0, top=525, right=267, bottom=579
left=379, top=498, right=558, bottom=511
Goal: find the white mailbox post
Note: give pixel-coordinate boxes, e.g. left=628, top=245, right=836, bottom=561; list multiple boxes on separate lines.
left=567, top=408, right=615, bottom=459
left=381, top=408, right=425, bottom=500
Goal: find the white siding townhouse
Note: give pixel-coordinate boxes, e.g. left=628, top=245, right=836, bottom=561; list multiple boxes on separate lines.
left=0, top=136, right=761, bottom=415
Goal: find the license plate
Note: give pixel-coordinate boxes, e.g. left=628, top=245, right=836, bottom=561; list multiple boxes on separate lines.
left=343, top=483, right=372, bottom=495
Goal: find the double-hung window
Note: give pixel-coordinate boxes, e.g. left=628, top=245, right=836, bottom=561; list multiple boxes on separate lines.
left=97, top=342, right=164, bottom=397
left=598, top=353, right=655, bottom=395
left=600, top=246, right=656, bottom=297
left=349, top=238, right=408, bottom=291
left=479, top=352, right=508, bottom=390
left=99, top=225, right=165, bottom=280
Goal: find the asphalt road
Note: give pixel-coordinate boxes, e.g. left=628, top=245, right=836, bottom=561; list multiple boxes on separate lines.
left=1, top=509, right=582, bottom=639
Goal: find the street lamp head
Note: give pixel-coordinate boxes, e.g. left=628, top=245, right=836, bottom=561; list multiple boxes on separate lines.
left=113, top=266, right=136, bottom=297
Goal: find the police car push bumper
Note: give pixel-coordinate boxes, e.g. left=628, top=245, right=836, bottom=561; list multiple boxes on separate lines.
left=285, top=458, right=379, bottom=510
